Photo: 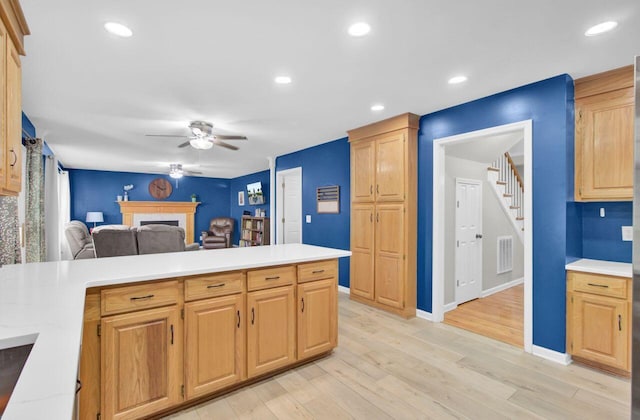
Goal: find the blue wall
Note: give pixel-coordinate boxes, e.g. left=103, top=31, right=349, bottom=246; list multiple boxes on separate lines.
left=229, top=170, right=270, bottom=246
left=418, top=75, right=574, bottom=353
left=68, top=169, right=230, bottom=243
left=276, top=138, right=351, bottom=287
left=581, top=202, right=632, bottom=263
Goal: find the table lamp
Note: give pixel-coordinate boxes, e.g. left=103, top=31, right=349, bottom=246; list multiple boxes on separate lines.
left=86, top=211, right=104, bottom=229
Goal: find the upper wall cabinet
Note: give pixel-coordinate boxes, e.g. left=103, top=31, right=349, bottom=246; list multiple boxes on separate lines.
left=0, top=0, right=29, bottom=196
left=575, top=66, right=634, bottom=201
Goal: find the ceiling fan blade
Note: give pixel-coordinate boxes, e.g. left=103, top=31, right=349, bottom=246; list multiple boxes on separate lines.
left=146, top=134, right=190, bottom=138
left=177, top=141, right=191, bottom=148
left=213, top=134, right=247, bottom=140
left=185, top=170, right=203, bottom=175
left=212, top=139, right=239, bottom=151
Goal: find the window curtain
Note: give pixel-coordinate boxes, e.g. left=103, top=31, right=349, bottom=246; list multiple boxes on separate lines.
left=59, top=169, right=72, bottom=260
left=0, top=196, right=21, bottom=266
left=45, top=155, right=63, bottom=261
left=25, top=138, right=45, bottom=263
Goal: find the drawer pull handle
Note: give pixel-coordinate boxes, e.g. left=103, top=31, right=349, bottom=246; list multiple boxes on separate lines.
left=207, top=283, right=226, bottom=289
left=587, top=283, right=608, bottom=288
left=265, top=276, right=280, bottom=280
left=251, top=307, right=255, bottom=325
left=619, top=314, right=622, bottom=331
left=237, top=310, right=241, bottom=328
left=312, top=270, right=325, bottom=274
left=301, top=297, right=305, bottom=313
left=130, top=294, right=154, bottom=301
left=170, top=324, right=174, bottom=345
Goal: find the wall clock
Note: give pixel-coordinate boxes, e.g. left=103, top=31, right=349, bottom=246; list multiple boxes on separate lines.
left=148, top=178, right=172, bottom=200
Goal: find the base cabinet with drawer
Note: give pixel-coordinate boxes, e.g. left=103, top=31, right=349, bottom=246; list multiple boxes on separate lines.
left=566, top=271, right=631, bottom=374
left=79, top=259, right=339, bottom=419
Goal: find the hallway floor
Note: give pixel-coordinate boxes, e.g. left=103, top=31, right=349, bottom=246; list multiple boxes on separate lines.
left=444, top=284, right=524, bottom=348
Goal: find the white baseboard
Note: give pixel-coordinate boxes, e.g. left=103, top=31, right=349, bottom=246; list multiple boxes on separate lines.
left=443, top=302, right=457, bottom=313
left=338, top=285, right=350, bottom=295
left=416, top=309, right=433, bottom=321
left=531, top=345, right=571, bottom=365
left=481, top=277, right=524, bottom=298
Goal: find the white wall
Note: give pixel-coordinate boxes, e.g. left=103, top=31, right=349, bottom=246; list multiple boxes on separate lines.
left=444, top=156, right=524, bottom=304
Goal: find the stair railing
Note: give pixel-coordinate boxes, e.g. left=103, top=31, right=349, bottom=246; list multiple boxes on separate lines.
left=493, top=153, right=524, bottom=220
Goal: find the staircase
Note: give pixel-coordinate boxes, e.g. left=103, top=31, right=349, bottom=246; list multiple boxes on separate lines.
left=487, top=152, right=524, bottom=243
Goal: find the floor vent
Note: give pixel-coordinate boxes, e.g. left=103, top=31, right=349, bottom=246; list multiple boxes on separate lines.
left=497, top=236, right=513, bottom=274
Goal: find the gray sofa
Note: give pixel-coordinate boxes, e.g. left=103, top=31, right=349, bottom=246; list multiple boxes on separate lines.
left=64, top=221, right=95, bottom=259
left=91, top=224, right=199, bottom=258
left=91, top=225, right=138, bottom=258
left=137, top=224, right=199, bottom=254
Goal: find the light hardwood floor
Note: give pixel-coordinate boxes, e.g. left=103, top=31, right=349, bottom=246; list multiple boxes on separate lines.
left=163, top=292, right=630, bottom=419
left=444, top=284, right=524, bottom=348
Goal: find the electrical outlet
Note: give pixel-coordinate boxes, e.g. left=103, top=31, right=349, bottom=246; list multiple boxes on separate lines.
left=622, top=226, right=632, bottom=242
left=306, top=215, right=311, bottom=223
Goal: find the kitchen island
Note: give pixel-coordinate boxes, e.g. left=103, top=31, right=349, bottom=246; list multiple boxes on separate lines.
left=0, top=244, right=350, bottom=419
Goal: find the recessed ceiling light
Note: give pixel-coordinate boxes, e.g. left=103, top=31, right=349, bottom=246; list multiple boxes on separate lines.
left=275, top=76, right=292, bottom=84
left=371, top=104, right=385, bottom=111
left=104, top=22, right=133, bottom=38
left=448, top=75, right=468, bottom=84
left=585, top=21, right=618, bottom=36
left=348, top=22, right=371, bottom=37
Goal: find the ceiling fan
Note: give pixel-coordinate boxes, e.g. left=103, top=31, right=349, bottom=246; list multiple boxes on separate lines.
left=168, top=163, right=202, bottom=179
left=146, top=121, right=247, bottom=151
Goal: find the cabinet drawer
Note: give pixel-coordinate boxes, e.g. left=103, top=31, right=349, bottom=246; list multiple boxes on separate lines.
left=298, top=260, right=337, bottom=283
left=247, top=265, right=296, bottom=291
left=101, top=280, right=180, bottom=316
left=570, top=272, right=628, bottom=299
left=184, top=272, right=244, bottom=301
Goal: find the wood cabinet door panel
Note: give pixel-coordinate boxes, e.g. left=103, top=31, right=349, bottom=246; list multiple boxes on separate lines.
left=101, top=306, right=182, bottom=420
left=350, top=204, right=374, bottom=299
left=0, top=19, right=6, bottom=190
left=571, top=293, right=628, bottom=370
left=247, top=286, right=295, bottom=378
left=5, top=39, right=21, bottom=194
left=351, top=141, right=375, bottom=202
left=375, top=132, right=405, bottom=202
left=375, top=204, right=404, bottom=308
left=297, top=279, right=337, bottom=360
left=184, top=294, right=244, bottom=399
left=578, top=88, right=634, bottom=200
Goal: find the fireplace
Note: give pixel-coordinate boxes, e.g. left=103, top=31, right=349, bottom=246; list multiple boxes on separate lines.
left=117, top=201, right=200, bottom=243
left=140, top=220, right=179, bottom=227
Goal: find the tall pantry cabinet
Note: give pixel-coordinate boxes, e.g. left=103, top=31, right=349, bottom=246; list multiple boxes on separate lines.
left=348, top=113, right=418, bottom=318
left=0, top=0, right=29, bottom=196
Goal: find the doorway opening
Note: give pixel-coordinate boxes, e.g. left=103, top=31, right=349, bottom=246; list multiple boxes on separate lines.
left=276, top=167, right=302, bottom=244
left=432, top=120, right=533, bottom=352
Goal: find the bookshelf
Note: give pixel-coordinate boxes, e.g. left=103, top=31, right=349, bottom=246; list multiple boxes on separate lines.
left=239, top=216, right=270, bottom=247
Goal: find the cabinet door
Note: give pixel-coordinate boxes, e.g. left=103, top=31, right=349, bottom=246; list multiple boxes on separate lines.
left=298, top=278, right=337, bottom=360
left=350, top=203, right=375, bottom=299
left=376, top=131, right=405, bottom=202
left=375, top=203, right=404, bottom=308
left=247, top=286, right=295, bottom=378
left=570, top=293, right=628, bottom=370
left=184, top=294, right=244, bottom=400
left=0, top=18, right=6, bottom=190
left=351, top=141, right=375, bottom=202
left=102, top=306, right=182, bottom=420
left=5, top=39, right=21, bottom=194
left=577, top=88, right=634, bottom=200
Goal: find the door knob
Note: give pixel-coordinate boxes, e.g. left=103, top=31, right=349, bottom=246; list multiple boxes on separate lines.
left=476, top=234, right=483, bottom=239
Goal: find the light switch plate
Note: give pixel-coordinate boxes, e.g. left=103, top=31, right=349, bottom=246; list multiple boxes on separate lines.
left=306, top=215, right=311, bottom=223
left=622, top=226, right=632, bottom=241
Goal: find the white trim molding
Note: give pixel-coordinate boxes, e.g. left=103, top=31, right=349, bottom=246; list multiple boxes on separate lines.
left=432, top=119, right=534, bottom=354
left=480, top=277, right=524, bottom=298
left=338, top=285, right=350, bottom=295
left=443, top=302, right=458, bottom=313
left=416, top=309, right=433, bottom=321
left=532, top=345, right=572, bottom=366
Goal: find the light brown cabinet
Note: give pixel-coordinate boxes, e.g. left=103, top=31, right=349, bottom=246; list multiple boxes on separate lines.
left=567, top=271, right=631, bottom=374
left=247, top=285, right=296, bottom=378
left=348, top=113, right=418, bottom=317
left=297, top=260, right=338, bottom=360
left=101, top=305, right=183, bottom=420
left=574, top=65, right=634, bottom=201
left=0, top=1, right=28, bottom=196
left=184, top=293, right=245, bottom=399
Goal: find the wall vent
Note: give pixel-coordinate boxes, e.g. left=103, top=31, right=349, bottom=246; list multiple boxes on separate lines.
left=497, top=236, right=513, bottom=274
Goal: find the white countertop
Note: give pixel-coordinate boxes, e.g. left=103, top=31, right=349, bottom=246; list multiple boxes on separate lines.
left=0, top=244, right=351, bottom=420
left=565, top=258, right=632, bottom=278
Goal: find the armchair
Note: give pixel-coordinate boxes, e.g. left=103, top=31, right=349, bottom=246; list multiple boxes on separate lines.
left=64, top=221, right=95, bottom=259
left=202, top=217, right=234, bottom=249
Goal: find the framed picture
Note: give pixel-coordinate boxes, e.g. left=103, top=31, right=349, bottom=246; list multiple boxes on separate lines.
left=238, top=191, right=245, bottom=206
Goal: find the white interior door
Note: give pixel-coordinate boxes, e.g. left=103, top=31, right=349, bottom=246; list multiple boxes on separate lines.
left=455, top=178, right=483, bottom=304
left=276, top=168, right=302, bottom=244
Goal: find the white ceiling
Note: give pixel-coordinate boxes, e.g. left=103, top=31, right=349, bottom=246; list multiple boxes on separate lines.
left=445, top=131, right=523, bottom=164
left=20, top=0, right=640, bottom=178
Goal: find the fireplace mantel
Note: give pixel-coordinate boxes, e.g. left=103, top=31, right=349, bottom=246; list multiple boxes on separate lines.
left=118, top=201, right=200, bottom=242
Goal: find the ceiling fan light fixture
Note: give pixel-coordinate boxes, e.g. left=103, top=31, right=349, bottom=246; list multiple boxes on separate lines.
left=189, top=138, right=213, bottom=150
left=169, top=163, right=184, bottom=178
left=169, top=171, right=183, bottom=179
